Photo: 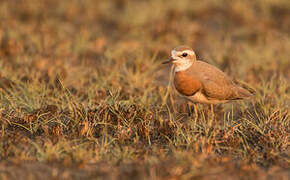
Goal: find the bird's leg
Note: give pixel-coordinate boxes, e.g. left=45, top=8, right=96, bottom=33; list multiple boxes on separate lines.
left=210, top=104, right=214, bottom=122
left=194, top=103, right=198, bottom=123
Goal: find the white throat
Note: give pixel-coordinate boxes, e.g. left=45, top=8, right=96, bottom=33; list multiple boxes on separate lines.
left=174, top=61, right=193, bottom=72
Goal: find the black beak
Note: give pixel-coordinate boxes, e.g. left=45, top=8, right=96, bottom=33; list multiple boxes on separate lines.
left=162, top=57, right=174, bottom=64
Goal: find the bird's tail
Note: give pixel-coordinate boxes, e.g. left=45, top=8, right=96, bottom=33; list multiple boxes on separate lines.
left=233, top=86, right=255, bottom=100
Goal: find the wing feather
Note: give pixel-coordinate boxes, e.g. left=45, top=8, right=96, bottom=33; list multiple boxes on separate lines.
left=186, top=61, right=235, bottom=100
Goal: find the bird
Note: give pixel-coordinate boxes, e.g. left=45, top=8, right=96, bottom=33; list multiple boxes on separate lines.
left=163, top=45, right=253, bottom=119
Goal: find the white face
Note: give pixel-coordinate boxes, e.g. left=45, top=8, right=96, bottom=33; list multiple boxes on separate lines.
left=171, top=50, right=196, bottom=72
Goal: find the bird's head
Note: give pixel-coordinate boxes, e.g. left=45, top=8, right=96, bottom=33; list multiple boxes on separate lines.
left=163, top=46, right=197, bottom=71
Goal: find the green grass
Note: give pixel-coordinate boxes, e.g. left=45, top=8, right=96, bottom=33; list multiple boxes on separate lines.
left=0, top=0, right=289, bottom=179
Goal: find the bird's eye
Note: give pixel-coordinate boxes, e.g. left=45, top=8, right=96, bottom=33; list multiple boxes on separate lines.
left=182, top=53, right=188, bottom=57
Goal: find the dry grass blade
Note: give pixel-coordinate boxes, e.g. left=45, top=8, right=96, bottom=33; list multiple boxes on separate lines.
left=0, top=0, right=289, bottom=179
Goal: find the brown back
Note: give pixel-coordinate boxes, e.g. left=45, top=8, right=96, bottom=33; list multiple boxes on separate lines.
left=183, top=61, right=237, bottom=100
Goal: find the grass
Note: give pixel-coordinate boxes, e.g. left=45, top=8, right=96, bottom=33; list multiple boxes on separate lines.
left=0, top=0, right=289, bottom=179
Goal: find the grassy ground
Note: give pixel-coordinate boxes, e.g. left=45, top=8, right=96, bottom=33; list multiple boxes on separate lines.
left=0, top=0, right=289, bottom=179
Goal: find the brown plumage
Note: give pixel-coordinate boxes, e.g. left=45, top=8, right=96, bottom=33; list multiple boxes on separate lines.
left=164, top=46, right=253, bottom=104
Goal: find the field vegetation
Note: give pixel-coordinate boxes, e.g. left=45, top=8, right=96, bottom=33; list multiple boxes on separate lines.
left=0, top=0, right=289, bottom=179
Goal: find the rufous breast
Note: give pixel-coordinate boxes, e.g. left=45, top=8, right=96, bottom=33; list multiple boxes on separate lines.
left=174, top=71, right=201, bottom=96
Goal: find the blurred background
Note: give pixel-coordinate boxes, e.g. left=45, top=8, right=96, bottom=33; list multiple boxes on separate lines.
left=0, top=0, right=289, bottom=179
left=0, top=0, right=289, bottom=85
